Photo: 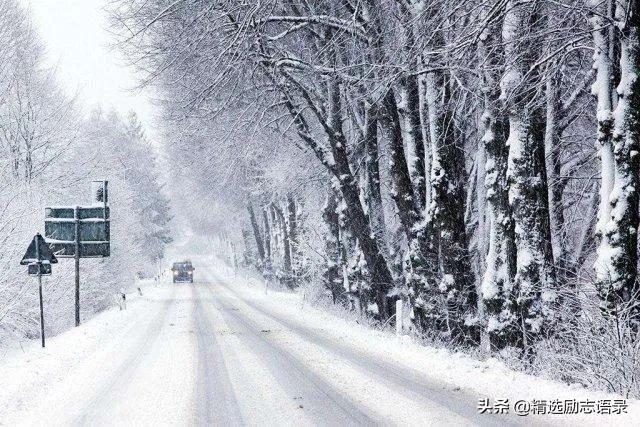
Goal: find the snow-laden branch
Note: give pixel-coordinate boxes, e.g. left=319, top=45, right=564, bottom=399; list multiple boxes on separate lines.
left=255, top=15, right=369, bottom=42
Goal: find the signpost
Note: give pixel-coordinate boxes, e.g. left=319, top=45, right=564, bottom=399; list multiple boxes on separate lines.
left=44, top=180, right=110, bottom=326
left=21, top=233, right=58, bottom=347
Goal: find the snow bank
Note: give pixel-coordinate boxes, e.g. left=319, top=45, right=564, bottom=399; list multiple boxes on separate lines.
left=0, top=281, right=158, bottom=423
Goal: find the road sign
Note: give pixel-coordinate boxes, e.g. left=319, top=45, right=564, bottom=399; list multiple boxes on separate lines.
left=45, top=206, right=110, bottom=258
left=47, top=241, right=111, bottom=258
left=28, top=262, right=52, bottom=276
left=45, top=182, right=111, bottom=327
left=21, top=233, right=51, bottom=347
left=21, top=233, right=58, bottom=265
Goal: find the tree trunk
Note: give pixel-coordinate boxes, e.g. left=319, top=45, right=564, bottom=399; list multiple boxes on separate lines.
left=262, top=208, right=272, bottom=267
left=362, top=103, right=388, bottom=258
left=545, top=72, right=567, bottom=283
left=322, top=190, right=343, bottom=303
left=427, top=70, right=477, bottom=343
left=597, top=0, right=640, bottom=321
left=591, top=0, right=617, bottom=298
left=247, top=203, right=265, bottom=265
left=478, top=5, right=518, bottom=350
left=397, top=8, right=426, bottom=212
left=501, top=1, right=556, bottom=351
left=419, top=71, right=433, bottom=210
left=325, top=49, right=393, bottom=317
left=286, top=194, right=298, bottom=275
left=402, top=74, right=427, bottom=211
left=398, top=5, right=426, bottom=211
left=380, top=90, right=421, bottom=236
left=273, top=203, right=292, bottom=277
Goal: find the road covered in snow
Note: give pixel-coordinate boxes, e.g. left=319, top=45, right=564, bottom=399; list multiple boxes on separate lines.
left=0, top=254, right=638, bottom=426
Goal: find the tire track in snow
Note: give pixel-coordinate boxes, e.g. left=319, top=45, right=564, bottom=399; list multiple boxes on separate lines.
left=216, top=280, right=518, bottom=427
left=198, top=283, right=378, bottom=426
left=75, top=288, right=177, bottom=425
left=192, top=284, right=243, bottom=426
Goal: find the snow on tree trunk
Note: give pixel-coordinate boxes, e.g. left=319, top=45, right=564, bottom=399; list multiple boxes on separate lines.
left=400, top=74, right=427, bottom=211
left=398, top=5, right=427, bottom=211
left=365, top=3, right=437, bottom=324
left=247, top=202, right=265, bottom=266
left=323, top=57, right=393, bottom=317
left=500, top=1, right=556, bottom=350
left=478, top=7, right=518, bottom=350
left=544, top=72, right=567, bottom=282
left=597, top=0, right=640, bottom=321
left=360, top=0, right=436, bottom=320
left=272, top=45, right=395, bottom=317
left=542, top=5, right=569, bottom=284
left=426, top=69, right=477, bottom=342
left=262, top=208, right=272, bottom=268
left=273, top=203, right=292, bottom=283
left=381, top=90, right=421, bottom=237
left=322, top=189, right=343, bottom=303
left=270, top=206, right=280, bottom=258
left=380, top=87, right=440, bottom=326
left=590, top=0, right=618, bottom=306
left=475, top=139, right=488, bottom=271
left=362, top=104, right=389, bottom=259
left=419, top=71, right=433, bottom=210
left=286, top=194, right=298, bottom=276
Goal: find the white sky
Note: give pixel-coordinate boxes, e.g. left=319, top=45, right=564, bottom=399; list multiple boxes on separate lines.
left=21, top=0, right=157, bottom=139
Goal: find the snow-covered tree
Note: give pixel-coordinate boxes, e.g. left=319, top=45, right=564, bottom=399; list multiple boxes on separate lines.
left=478, top=2, right=517, bottom=350
left=108, top=0, right=640, bottom=364
left=594, top=0, right=640, bottom=323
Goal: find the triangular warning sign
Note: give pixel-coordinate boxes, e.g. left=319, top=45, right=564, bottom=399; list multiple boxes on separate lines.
left=20, top=233, right=58, bottom=265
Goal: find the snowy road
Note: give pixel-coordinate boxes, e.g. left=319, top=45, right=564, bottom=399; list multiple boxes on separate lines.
left=1, top=256, right=637, bottom=426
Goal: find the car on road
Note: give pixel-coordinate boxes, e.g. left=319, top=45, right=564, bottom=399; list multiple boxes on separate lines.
left=171, top=261, right=194, bottom=283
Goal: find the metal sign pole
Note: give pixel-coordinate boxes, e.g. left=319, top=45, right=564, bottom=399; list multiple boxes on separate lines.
left=74, top=206, right=81, bottom=327
left=103, top=181, right=108, bottom=220
left=35, top=236, right=45, bottom=348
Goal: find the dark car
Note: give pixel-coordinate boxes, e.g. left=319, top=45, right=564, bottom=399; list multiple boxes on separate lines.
left=172, top=261, right=194, bottom=283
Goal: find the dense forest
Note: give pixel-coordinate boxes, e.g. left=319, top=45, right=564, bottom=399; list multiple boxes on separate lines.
left=108, top=0, right=638, bottom=397
left=0, top=0, right=171, bottom=347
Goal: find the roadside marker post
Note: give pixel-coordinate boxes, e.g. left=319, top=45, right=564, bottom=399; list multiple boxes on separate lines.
left=396, top=300, right=403, bottom=336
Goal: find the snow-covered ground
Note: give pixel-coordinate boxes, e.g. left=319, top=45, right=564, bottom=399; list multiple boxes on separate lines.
left=0, top=253, right=637, bottom=426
